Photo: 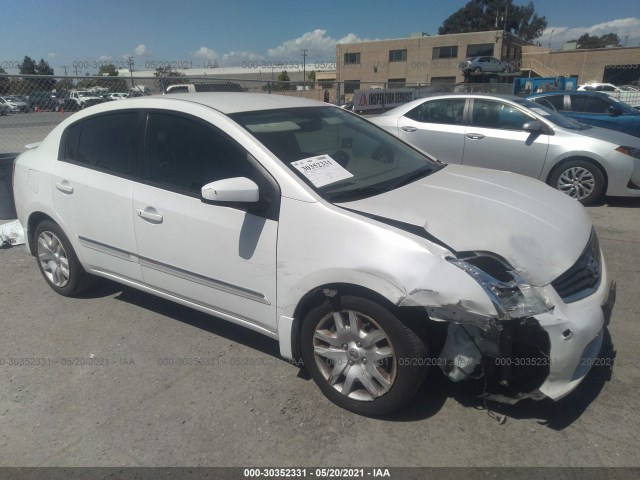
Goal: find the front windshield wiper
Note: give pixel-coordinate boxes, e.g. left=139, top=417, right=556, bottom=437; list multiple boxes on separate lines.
left=325, top=185, right=390, bottom=202
left=390, top=166, right=435, bottom=190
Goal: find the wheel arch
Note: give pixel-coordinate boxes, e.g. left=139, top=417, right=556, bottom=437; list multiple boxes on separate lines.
left=546, top=156, right=609, bottom=195
left=26, top=211, right=58, bottom=255
left=285, top=282, right=431, bottom=362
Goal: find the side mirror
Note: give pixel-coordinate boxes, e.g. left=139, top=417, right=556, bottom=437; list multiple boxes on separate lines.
left=522, top=120, right=545, bottom=133
left=201, top=177, right=259, bottom=203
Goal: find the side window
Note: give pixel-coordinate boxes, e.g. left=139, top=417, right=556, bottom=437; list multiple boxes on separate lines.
left=471, top=100, right=532, bottom=130
left=404, top=99, right=465, bottom=125
left=534, top=95, right=564, bottom=111
left=570, top=96, right=612, bottom=114
left=146, top=112, right=252, bottom=194
left=67, top=112, right=138, bottom=175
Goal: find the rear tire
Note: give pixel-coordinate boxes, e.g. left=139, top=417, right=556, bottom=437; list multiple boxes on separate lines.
left=549, top=160, right=605, bottom=205
left=34, top=220, right=97, bottom=296
left=301, top=295, right=427, bottom=416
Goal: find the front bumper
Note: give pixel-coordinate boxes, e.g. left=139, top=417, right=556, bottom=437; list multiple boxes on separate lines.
left=534, top=254, right=614, bottom=400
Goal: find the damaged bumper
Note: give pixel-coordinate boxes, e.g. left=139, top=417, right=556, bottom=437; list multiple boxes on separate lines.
left=435, top=242, right=615, bottom=403
left=536, top=268, right=614, bottom=401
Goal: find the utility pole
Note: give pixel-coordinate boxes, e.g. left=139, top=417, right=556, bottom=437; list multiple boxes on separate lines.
left=301, top=48, right=308, bottom=89
left=62, top=66, right=68, bottom=76
left=127, top=56, right=134, bottom=88
left=548, top=29, right=555, bottom=50
left=503, top=2, right=509, bottom=32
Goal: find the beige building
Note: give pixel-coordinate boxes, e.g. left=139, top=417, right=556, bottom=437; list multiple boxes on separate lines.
left=520, top=45, right=640, bottom=84
left=336, top=30, right=528, bottom=91
left=336, top=30, right=640, bottom=91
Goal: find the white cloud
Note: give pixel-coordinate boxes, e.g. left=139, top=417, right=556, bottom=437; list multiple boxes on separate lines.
left=134, top=44, right=147, bottom=56
left=185, top=30, right=372, bottom=68
left=538, top=17, right=640, bottom=49
left=47, top=52, right=56, bottom=59
left=191, top=46, right=219, bottom=60
left=221, top=50, right=264, bottom=64
left=99, top=55, right=112, bottom=62
left=267, top=29, right=370, bottom=61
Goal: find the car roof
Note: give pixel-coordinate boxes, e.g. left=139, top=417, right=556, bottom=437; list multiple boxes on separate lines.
left=377, top=92, right=528, bottom=116
left=528, top=90, right=610, bottom=97
left=153, top=93, right=325, bottom=114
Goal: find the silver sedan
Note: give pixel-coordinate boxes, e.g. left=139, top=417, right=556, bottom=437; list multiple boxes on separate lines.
left=369, top=93, right=640, bottom=204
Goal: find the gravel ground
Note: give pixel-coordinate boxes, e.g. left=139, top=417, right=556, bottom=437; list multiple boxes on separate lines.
left=0, top=197, right=639, bottom=468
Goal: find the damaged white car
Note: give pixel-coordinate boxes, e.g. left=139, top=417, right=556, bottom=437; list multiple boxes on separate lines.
left=13, top=94, right=615, bottom=416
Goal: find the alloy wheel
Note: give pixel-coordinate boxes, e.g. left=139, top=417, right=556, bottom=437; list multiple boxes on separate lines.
left=312, top=309, right=397, bottom=401
left=37, top=231, right=70, bottom=288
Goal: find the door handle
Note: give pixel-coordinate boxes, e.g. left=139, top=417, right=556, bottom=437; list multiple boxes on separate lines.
left=136, top=208, right=163, bottom=223
left=401, top=126, right=417, bottom=132
left=466, top=133, right=485, bottom=140
left=55, top=181, right=73, bottom=194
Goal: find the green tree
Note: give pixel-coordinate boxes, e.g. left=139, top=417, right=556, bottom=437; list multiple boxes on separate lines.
left=154, top=66, right=186, bottom=91
left=19, top=56, right=38, bottom=75
left=18, top=55, right=56, bottom=92
left=439, top=0, right=547, bottom=42
left=0, top=67, right=8, bottom=94
left=96, top=63, right=128, bottom=92
left=575, top=33, right=621, bottom=49
left=277, top=70, right=290, bottom=82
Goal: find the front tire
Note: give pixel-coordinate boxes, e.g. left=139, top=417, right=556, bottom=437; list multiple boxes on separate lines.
left=549, top=160, right=605, bottom=205
left=301, top=295, right=427, bottom=416
left=34, top=220, right=97, bottom=296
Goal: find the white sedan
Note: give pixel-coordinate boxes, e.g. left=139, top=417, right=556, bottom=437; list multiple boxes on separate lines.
left=13, top=93, right=615, bottom=415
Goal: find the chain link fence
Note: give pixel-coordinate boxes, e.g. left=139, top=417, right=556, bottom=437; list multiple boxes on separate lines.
left=0, top=74, right=516, bottom=155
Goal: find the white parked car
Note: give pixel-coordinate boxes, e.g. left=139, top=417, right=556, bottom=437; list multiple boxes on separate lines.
left=578, top=83, right=640, bottom=108
left=13, top=94, right=615, bottom=415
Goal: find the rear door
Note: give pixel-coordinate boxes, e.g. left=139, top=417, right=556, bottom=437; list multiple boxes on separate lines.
left=51, top=111, right=144, bottom=281
left=397, top=98, right=467, bottom=163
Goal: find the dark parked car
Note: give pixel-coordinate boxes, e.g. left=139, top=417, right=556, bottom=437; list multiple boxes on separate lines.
left=27, top=92, right=59, bottom=111
left=528, top=91, right=640, bottom=138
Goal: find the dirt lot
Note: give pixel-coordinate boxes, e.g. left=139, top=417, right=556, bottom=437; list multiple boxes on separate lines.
left=0, top=197, right=639, bottom=468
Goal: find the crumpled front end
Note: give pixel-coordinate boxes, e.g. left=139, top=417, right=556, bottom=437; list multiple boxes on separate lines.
left=433, top=230, right=615, bottom=403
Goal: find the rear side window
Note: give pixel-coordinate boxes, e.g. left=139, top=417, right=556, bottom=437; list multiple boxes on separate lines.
left=534, top=95, right=564, bottom=111
left=63, top=112, right=139, bottom=175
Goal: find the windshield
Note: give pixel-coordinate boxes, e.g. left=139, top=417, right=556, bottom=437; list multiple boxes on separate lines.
left=514, top=98, right=591, bottom=130
left=605, top=95, right=638, bottom=113
left=231, top=106, right=443, bottom=201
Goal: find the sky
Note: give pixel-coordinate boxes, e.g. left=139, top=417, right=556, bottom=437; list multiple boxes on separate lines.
left=1, top=0, right=639, bottom=75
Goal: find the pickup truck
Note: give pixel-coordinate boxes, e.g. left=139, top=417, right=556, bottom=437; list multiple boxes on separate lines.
left=68, top=90, right=105, bottom=109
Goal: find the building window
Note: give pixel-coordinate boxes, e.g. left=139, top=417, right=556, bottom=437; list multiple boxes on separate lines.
left=466, top=43, right=494, bottom=57
left=387, top=78, right=406, bottom=88
left=343, top=80, right=360, bottom=94
left=430, top=76, right=457, bottom=84
left=388, top=49, right=407, bottom=62
left=432, top=46, right=458, bottom=59
left=344, top=52, right=360, bottom=65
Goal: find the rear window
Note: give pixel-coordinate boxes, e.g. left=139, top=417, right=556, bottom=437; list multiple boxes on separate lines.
left=61, top=112, right=139, bottom=175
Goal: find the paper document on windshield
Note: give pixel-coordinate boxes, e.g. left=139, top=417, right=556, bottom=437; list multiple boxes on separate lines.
left=291, top=154, right=353, bottom=188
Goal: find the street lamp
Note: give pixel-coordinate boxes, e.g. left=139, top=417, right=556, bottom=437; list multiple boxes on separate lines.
left=548, top=29, right=555, bottom=50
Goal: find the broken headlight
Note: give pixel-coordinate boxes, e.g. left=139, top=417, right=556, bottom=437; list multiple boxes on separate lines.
left=447, top=254, right=551, bottom=320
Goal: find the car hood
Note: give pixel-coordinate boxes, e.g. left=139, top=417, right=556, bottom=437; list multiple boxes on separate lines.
left=561, top=123, right=640, bottom=146
left=336, top=164, right=592, bottom=286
